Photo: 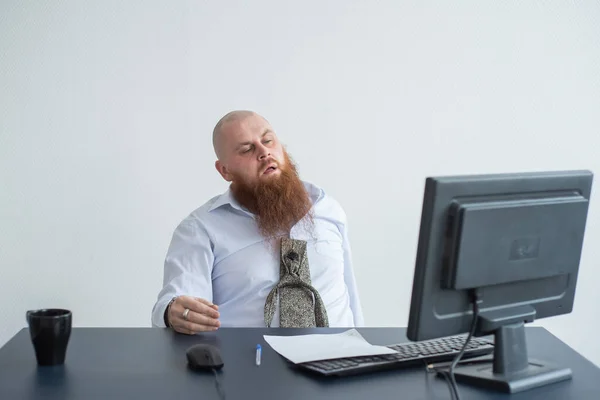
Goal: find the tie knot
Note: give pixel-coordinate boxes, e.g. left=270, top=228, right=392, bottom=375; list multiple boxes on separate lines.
left=286, top=251, right=299, bottom=262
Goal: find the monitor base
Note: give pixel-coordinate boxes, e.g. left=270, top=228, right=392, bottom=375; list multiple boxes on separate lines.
left=449, top=360, right=572, bottom=393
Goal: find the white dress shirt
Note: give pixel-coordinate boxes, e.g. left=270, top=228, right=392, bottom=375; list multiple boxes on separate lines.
left=151, top=181, right=364, bottom=328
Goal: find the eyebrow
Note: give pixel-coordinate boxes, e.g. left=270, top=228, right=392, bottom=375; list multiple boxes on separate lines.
left=236, top=129, right=273, bottom=149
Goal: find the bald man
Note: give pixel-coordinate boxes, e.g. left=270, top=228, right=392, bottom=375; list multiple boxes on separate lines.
left=151, top=110, right=364, bottom=333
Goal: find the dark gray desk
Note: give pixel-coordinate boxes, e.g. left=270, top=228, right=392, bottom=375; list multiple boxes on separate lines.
left=0, top=327, right=598, bottom=399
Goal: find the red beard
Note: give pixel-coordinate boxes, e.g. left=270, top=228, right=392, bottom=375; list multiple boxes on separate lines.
left=231, top=152, right=314, bottom=240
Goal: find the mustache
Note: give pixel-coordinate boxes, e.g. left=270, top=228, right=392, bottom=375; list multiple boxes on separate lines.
left=260, top=158, right=278, bottom=167
left=259, top=158, right=281, bottom=174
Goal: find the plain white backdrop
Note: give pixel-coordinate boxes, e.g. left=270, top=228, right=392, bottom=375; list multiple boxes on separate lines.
left=1, top=1, right=599, bottom=366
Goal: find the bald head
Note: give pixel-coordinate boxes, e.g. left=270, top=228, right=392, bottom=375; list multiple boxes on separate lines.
left=213, top=110, right=265, bottom=160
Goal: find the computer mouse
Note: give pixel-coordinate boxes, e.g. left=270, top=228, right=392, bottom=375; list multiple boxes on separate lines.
left=186, top=344, right=224, bottom=370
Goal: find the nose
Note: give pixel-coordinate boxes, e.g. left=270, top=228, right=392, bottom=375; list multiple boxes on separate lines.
left=257, top=143, right=270, bottom=161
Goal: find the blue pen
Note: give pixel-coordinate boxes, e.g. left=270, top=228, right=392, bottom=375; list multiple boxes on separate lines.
left=255, top=344, right=262, bottom=366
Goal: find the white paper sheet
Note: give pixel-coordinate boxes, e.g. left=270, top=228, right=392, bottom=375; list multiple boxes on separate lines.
left=263, top=329, right=398, bottom=364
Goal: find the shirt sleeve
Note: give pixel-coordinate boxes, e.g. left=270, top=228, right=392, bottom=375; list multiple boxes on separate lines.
left=339, top=214, right=365, bottom=327
left=151, top=218, right=215, bottom=327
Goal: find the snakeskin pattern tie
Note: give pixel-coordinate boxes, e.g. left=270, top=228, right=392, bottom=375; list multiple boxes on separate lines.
left=264, top=238, right=329, bottom=328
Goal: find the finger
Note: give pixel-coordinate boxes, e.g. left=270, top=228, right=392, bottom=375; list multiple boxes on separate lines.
left=195, top=297, right=214, bottom=306
left=174, top=320, right=218, bottom=333
left=196, top=298, right=219, bottom=310
left=194, top=302, right=220, bottom=319
left=173, top=326, right=195, bottom=335
left=169, top=303, right=220, bottom=329
left=169, top=302, right=191, bottom=321
left=187, top=310, right=221, bottom=328
left=168, top=302, right=192, bottom=326
left=179, top=298, right=220, bottom=319
left=174, top=326, right=196, bottom=335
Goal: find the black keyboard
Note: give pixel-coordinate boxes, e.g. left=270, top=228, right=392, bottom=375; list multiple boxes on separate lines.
left=297, top=335, right=494, bottom=377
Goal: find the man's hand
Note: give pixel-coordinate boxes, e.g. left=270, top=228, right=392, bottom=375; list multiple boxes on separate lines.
left=168, top=296, right=220, bottom=334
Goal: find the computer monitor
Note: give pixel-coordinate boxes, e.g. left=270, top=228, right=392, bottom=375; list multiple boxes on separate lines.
left=407, top=170, right=593, bottom=393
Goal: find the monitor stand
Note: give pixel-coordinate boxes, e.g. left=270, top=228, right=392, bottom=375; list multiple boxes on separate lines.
left=450, top=309, right=572, bottom=393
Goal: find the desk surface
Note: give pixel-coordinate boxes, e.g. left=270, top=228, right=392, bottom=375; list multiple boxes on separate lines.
left=0, top=327, right=598, bottom=399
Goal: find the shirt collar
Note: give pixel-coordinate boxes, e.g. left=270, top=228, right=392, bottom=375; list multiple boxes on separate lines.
left=208, top=180, right=324, bottom=213
left=208, top=187, right=243, bottom=213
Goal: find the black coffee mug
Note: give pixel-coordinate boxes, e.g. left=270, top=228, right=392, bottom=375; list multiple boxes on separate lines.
left=26, top=309, right=72, bottom=366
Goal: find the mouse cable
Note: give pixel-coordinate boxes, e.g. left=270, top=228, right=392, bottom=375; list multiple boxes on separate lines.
left=212, top=368, right=226, bottom=400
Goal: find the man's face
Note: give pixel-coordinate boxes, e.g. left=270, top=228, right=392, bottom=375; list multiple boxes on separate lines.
left=215, top=114, right=286, bottom=188
left=213, top=112, right=313, bottom=239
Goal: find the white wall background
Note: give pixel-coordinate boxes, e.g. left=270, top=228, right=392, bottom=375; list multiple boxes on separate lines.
left=1, top=1, right=599, bottom=366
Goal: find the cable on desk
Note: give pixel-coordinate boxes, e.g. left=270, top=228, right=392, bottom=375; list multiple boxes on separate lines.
left=212, top=368, right=226, bottom=400
left=430, top=288, right=481, bottom=400
left=424, top=360, right=457, bottom=400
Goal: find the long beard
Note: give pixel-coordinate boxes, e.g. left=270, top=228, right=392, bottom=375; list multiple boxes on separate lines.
left=231, top=153, right=314, bottom=240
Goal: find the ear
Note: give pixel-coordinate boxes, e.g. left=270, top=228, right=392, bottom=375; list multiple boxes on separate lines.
left=215, top=160, right=233, bottom=182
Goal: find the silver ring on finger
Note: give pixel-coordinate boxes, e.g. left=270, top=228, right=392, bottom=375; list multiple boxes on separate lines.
left=182, top=308, right=190, bottom=321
